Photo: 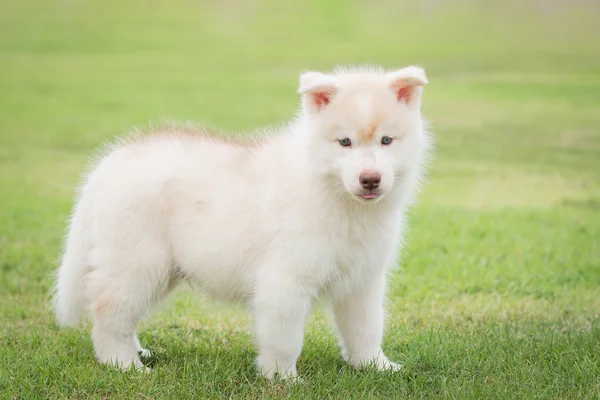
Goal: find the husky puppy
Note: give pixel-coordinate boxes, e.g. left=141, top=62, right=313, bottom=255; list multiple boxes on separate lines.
left=53, top=65, right=431, bottom=379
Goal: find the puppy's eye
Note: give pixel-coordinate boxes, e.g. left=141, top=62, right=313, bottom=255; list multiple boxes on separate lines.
left=338, top=138, right=352, bottom=147
left=381, top=136, right=393, bottom=145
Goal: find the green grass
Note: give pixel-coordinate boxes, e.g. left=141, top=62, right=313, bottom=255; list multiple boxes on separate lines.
left=1, top=0, right=600, bottom=398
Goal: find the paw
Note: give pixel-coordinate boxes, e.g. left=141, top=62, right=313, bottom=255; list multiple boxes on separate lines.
left=124, top=362, right=151, bottom=374
left=351, top=354, right=402, bottom=373
left=127, top=364, right=151, bottom=373
left=102, top=356, right=145, bottom=372
left=258, top=362, right=299, bottom=382
left=378, top=359, right=402, bottom=372
left=277, top=374, right=304, bottom=385
left=260, top=368, right=299, bottom=381
left=138, top=348, right=152, bottom=358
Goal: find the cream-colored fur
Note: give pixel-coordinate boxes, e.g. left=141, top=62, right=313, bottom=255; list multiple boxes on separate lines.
left=53, top=65, right=431, bottom=379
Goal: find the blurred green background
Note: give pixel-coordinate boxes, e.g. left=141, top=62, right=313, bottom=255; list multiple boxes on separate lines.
left=1, top=1, right=599, bottom=398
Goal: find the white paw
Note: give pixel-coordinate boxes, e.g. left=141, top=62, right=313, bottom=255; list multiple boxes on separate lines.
left=261, top=369, right=299, bottom=381
left=102, top=356, right=145, bottom=372
left=381, top=360, right=402, bottom=372
left=138, top=348, right=152, bottom=358
left=352, top=354, right=402, bottom=372
left=127, top=364, right=151, bottom=374
left=374, top=355, right=402, bottom=372
left=259, top=364, right=299, bottom=381
left=279, top=375, right=304, bottom=385
left=123, top=362, right=151, bottom=374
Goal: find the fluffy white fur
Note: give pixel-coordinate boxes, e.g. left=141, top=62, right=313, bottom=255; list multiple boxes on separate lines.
left=53, top=65, right=431, bottom=379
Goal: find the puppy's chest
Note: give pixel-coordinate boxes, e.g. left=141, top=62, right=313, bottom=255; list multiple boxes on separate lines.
left=335, top=228, right=391, bottom=268
left=324, top=217, right=397, bottom=291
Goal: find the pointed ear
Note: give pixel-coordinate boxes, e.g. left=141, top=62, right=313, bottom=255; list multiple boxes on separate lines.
left=298, top=71, right=338, bottom=113
left=387, top=66, right=428, bottom=108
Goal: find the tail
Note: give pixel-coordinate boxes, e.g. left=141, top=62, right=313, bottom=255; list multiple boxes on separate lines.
left=52, top=202, right=90, bottom=327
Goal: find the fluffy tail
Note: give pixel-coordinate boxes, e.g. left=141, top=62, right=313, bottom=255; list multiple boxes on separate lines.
left=52, top=203, right=90, bottom=327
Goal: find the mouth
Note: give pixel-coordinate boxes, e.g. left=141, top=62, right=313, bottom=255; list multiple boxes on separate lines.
left=359, top=191, right=380, bottom=200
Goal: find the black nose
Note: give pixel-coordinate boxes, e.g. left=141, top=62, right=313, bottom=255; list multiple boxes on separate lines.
left=359, top=172, right=381, bottom=190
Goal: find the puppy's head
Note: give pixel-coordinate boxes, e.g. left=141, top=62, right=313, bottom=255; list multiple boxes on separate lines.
left=298, top=66, right=429, bottom=204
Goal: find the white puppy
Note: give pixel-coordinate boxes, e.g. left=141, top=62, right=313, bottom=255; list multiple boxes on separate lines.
left=53, top=65, right=431, bottom=379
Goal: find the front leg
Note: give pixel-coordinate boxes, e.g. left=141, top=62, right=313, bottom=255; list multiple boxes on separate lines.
left=253, top=271, right=311, bottom=380
left=332, top=273, right=400, bottom=372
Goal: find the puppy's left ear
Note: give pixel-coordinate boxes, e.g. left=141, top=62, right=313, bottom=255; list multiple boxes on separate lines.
left=387, top=66, right=428, bottom=109
left=298, top=71, right=339, bottom=113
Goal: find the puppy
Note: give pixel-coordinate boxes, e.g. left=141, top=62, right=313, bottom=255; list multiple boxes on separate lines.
left=53, top=65, right=431, bottom=379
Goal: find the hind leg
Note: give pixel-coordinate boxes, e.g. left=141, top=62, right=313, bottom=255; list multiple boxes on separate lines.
left=87, top=258, right=172, bottom=370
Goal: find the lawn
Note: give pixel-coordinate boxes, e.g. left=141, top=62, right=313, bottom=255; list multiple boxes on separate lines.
left=1, top=0, right=600, bottom=398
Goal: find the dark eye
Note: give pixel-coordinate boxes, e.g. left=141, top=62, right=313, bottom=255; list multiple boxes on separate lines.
left=381, top=136, right=393, bottom=145
left=338, top=138, right=352, bottom=147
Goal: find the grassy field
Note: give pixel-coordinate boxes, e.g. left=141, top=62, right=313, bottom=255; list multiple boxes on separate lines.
left=1, top=0, right=600, bottom=398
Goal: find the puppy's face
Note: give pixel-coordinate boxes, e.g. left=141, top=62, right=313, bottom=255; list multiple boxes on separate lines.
left=299, top=67, right=429, bottom=204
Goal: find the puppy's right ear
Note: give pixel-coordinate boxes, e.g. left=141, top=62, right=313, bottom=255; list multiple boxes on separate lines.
left=298, top=72, right=338, bottom=113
